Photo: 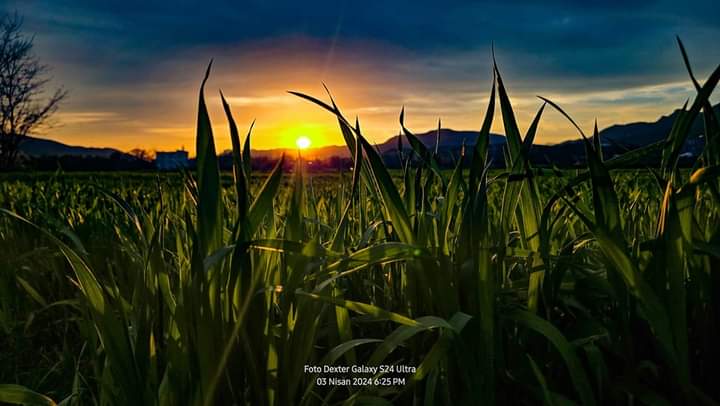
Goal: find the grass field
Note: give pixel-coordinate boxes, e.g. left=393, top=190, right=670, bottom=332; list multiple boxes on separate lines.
left=1, top=47, right=720, bottom=405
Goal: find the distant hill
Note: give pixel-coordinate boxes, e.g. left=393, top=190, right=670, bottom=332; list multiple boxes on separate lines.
left=252, top=104, right=715, bottom=164
left=18, top=136, right=122, bottom=158
left=597, top=104, right=718, bottom=147
left=524, top=104, right=718, bottom=166
left=15, top=103, right=717, bottom=167
left=377, top=129, right=506, bottom=154
left=251, top=129, right=506, bottom=159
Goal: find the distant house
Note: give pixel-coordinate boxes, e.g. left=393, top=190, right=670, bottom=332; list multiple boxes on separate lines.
left=155, top=150, right=189, bottom=170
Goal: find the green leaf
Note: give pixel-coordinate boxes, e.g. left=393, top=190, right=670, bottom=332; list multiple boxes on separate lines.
left=195, top=61, right=224, bottom=258
left=469, top=76, right=496, bottom=193
left=527, top=355, right=556, bottom=406
left=656, top=182, right=689, bottom=383
left=504, top=309, right=595, bottom=406
left=290, top=91, right=415, bottom=244
left=220, top=91, right=250, bottom=220
left=247, top=155, right=285, bottom=235
left=660, top=58, right=720, bottom=175
left=0, top=209, right=144, bottom=404
left=497, top=61, right=544, bottom=311
left=297, top=289, right=426, bottom=327
left=0, top=385, right=56, bottom=406
left=399, top=107, right=446, bottom=187
left=330, top=129, right=363, bottom=252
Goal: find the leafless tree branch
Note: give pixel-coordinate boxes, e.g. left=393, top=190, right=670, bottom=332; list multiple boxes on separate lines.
left=0, top=12, right=67, bottom=169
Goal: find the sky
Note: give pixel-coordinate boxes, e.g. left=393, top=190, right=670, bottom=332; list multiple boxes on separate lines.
left=2, top=0, right=719, bottom=154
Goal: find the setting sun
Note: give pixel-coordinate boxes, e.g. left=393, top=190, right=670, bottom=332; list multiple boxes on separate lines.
left=296, top=136, right=311, bottom=149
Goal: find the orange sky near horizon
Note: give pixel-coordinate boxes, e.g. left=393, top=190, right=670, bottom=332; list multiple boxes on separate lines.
left=7, top=1, right=719, bottom=157
left=32, top=37, right=715, bottom=156
left=44, top=77, right=709, bottom=157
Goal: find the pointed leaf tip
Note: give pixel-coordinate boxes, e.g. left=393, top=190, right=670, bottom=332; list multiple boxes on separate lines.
left=676, top=36, right=701, bottom=90
left=491, top=41, right=497, bottom=67
left=322, top=83, right=339, bottom=110
left=538, top=96, right=588, bottom=140
left=202, top=60, right=213, bottom=87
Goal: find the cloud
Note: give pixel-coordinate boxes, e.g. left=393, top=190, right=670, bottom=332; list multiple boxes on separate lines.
left=543, top=82, right=696, bottom=106
left=55, top=111, right=120, bottom=125
left=146, top=127, right=193, bottom=135
left=221, top=95, right=296, bottom=107
left=2, top=0, right=718, bottom=151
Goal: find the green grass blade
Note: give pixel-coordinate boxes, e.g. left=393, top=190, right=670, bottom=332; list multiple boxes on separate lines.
left=497, top=65, right=544, bottom=311
left=657, top=182, right=689, bottom=383
left=330, top=130, right=363, bottom=252
left=469, top=77, right=496, bottom=192
left=399, top=107, right=446, bottom=187
left=296, top=290, right=434, bottom=327
left=1, top=209, right=144, bottom=404
left=195, top=61, right=224, bottom=258
left=660, top=60, right=720, bottom=175
left=527, top=355, right=556, bottom=406
left=0, top=385, right=56, bottom=406
left=247, top=155, right=285, bottom=235
left=242, top=126, right=252, bottom=181
left=291, top=91, right=414, bottom=243
left=504, top=309, right=595, bottom=406
left=220, top=91, right=250, bottom=220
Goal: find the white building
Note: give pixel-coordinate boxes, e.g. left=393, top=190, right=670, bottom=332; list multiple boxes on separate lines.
left=155, top=150, right=189, bottom=170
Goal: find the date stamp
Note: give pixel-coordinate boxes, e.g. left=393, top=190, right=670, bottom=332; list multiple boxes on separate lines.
left=303, top=364, right=416, bottom=387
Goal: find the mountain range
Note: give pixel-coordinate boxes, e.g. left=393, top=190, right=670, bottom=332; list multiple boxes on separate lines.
left=18, top=136, right=123, bottom=158
left=18, top=104, right=717, bottom=166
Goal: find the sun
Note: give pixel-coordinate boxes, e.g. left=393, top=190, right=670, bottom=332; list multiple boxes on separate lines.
left=296, top=136, right=311, bottom=149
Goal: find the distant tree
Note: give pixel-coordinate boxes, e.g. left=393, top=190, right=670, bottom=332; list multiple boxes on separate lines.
left=129, top=148, right=153, bottom=161
left=327, top=156, right=352, bottom=170
left=0, top=12, right=67, bottom=169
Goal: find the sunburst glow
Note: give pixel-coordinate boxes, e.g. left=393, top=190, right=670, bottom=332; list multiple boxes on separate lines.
left=296, top=136, right=311, bottom=149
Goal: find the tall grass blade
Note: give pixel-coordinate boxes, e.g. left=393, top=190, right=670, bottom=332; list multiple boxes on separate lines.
left=0, top=384, right=57, bottom=406
left=195, top=61, right=224, bottom=258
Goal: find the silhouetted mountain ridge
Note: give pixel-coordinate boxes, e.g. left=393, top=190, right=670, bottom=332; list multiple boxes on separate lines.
left=17, top=103, right=717, bottom=168
left=18, top=136, right=122, bottom=158
left=595, top=103, right=718, bottom=147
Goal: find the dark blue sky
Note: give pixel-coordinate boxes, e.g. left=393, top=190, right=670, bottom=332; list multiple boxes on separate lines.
left=2, top=0, right=719, bottom=151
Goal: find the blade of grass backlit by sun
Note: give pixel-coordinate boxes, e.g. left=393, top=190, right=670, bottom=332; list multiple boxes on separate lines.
left=441, top=156, right=463, bottom=256
left=330, top=129, right=363, bottom=252
left=543, top=97, right=680, bottom=370
left=677, top=37, right=720, bottom=172
left=660, top=58, right=720, bottom=176
left=469, top=76, right=496, bottom=192
left=495, top=59, right=544, bottom=312
left=195, top=61, right=224, bottom=259
left=220, top=91, right=250, bottom=221
left=656, top=181, right=690, bottom=384
left=0, top=209, right=146, bottom=405
left=291, top=90, right=415, bottom=244
left=399, top=107, right=446, bottom=188
left=247, top=155, right=285, bottom=235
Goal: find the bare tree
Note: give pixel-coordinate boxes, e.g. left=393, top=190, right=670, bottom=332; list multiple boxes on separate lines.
left=0, top=12, right=67, bottom=169
left=129, top=148, right=154, bottom=162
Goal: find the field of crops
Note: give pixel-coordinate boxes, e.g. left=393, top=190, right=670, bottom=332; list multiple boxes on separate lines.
left=1, top=49, right=720, bottom=405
